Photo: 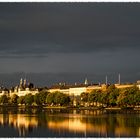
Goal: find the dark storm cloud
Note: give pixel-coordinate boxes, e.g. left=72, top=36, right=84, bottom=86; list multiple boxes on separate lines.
left=0, top=3, right=140, bottom=86
left=0, top=3, right=140, bottom=58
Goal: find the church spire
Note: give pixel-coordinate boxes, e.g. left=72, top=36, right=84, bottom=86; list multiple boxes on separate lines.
left=24, top=78, right=26, bottom=88
left=20, top=78, right=23, bottom=86
left=84, top=78, right=88, bottom=85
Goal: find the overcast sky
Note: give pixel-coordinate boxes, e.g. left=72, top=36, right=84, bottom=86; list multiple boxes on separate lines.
left=0, top=2, right=140, bottom=87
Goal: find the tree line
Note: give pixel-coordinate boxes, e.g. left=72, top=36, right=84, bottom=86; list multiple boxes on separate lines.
left=80, top=85, right=140, bottom=108
left=0, top=90, right=70, bottom=106
left=0, top=85, right=140, bottom=108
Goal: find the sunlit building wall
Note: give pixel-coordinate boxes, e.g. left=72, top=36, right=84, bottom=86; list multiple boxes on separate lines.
left=69, top=87, right=87, bottom=96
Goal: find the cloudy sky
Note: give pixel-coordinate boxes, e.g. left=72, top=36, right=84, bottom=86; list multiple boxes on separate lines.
left=0, top=2, right=140, bottom=87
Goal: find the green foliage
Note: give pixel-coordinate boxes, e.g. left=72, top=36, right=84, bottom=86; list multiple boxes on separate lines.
left=88, top=90, right=99, bottom=103
left=134, top=91, right=140, bottom=105
left=10, top=94, right=19, bottom=105
left=39, top=91, right=48, bottom=105
left=34, top=93, right=41, bottom=105
left=87, top=85, right=140, bottom=108
left=17, top=96, right=25, bottom=105
left=117, top=86, right=139, bottom=107
left=107, top=85, right=119, bottom=106
left=0, top=95, right=9, bottom=105
left=100, top=92, right=109, bottom=105
left=46, top=92, right=70, bottom=106
left=46, top=92, right=56, bottom=105
left=54, top=92, right=70, bottom=106
left=24, top=94, right=34, bottom=106
left=117, top=90, right=128, bottom=107
left=80, top=92, right=88, bottom=102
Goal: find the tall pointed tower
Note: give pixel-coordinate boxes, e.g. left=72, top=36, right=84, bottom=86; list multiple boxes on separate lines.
left=84, top=78, right=88, bottom=85
left=19, top=78, right=23, bottom=88
left=24, top=79, right=26, bottom=88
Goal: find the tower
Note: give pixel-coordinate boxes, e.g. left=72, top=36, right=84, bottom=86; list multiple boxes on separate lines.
left=23, top=79, right=26, bottom=88
left=20, top=78, right=23, bottom=87
left=84, top=78, right=88, bottom=85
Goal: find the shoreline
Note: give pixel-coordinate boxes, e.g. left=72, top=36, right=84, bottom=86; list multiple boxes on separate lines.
left=0, top=105, right=140, bottom=111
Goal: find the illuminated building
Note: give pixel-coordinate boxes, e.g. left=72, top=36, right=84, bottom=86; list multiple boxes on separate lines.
left=9, top=78, right=38, bottom=97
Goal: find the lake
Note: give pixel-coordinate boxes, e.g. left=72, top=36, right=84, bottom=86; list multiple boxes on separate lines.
left=0, top=107, right=140, bottom=137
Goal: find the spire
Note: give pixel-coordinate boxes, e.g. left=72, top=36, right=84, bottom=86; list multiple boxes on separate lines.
left=20, top=78, right=23, bottom=86
left=105, top=75, right=108, bottom=85
left=24, top=78, right=26, bottom=87
left=84, top=78, right=88, bottom=85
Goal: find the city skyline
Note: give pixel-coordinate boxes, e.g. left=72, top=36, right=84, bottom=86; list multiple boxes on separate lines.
left=0, top=3, right=140, bottom=87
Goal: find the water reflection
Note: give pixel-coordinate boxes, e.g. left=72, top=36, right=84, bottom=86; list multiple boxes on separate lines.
left=0, top=108, right=139, bottom=137
left=0, top=113, right=38, bottom=136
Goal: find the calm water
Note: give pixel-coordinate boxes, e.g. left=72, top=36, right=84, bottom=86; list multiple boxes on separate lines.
left=0, top=107, right=140, bottom=137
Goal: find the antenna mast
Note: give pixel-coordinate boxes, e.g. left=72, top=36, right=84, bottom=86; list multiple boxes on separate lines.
left=118, top=73, right=120, bottom=85
left=105, top=75, right=108, bottom=85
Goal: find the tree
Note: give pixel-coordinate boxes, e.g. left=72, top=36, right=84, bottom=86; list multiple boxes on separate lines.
left=24, top=94, right=34, bottom=106
left=117, top=86, right=139, bottom=107
left=88, top=90, right=99, bottom=106
left=99, top=91, right=109, bottom=107
left=10, top=94, right=19, bottom=105
left=134, top=90, right=140, bottom=106
left=38, top=91, right=48, bottom=105
left=54, top=92, right=70, bottom=106
left=107, top=85, right=119, bottom=107
left=0, top=95, right=9, bottom=105
left=81, top=92, right=88, bottom=102
left=46, top=92, right=70, bottom=106
left=17, top=96, right=25, bottom=105
left=46, top=92, right=56, bottom=105
left=117, top=89, right=128, bottom=107
left=34, top=93, right=41, bottom=105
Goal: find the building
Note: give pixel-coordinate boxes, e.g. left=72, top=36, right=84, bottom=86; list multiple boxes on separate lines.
left=48, top=78, right=102, bottom=96
left=0, top=87, right=9, bottom=96
left=48, top=78, right=139, bottom=96
left=115, top=84, right=133, bottom=89
left=9, top=78, right=38, bottom=97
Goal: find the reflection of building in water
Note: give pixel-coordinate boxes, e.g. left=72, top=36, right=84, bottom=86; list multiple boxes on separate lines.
left=0, top=114, right=38, bottom=136
left=138, top=127, right=140, bottom=137
left=48, top=117, right=107, bottom=137
left=47, top=111, right=139, bottom=137
left=115, top=126, right=136, bottom=137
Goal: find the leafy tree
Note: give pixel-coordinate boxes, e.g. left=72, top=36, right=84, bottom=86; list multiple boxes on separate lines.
left=0, top=95, right=9, bottom=105
left=10, top=94, right=19, bottom=105
left=39, top=91, right=48, bottom=105
left=24, top=94, right=34, bottom=106
left=107, top=85, right=119, bottom=107
left=107, top=84, right=116, bottom=93
left=117, top=89, right=128, bottom=107
left=126, top=86, right=139, bottom=106
left=88, top=90, right=99, bottom=106
left=99, top=91, right=109, bottom=106
left=134, top=90, right=140, bottom=106
left=80, top=92, right=88, bottom=102
left=54, top=92, right=70, bottom=106
left=46, top=92, right=70, bottom=106
left=17, top=96, right=25, bottom=105
left=46, top=92, right=56, bottom=105
left=116, top=86, right=139, bottom=107
left=34, top=93, right=41, bottom=105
